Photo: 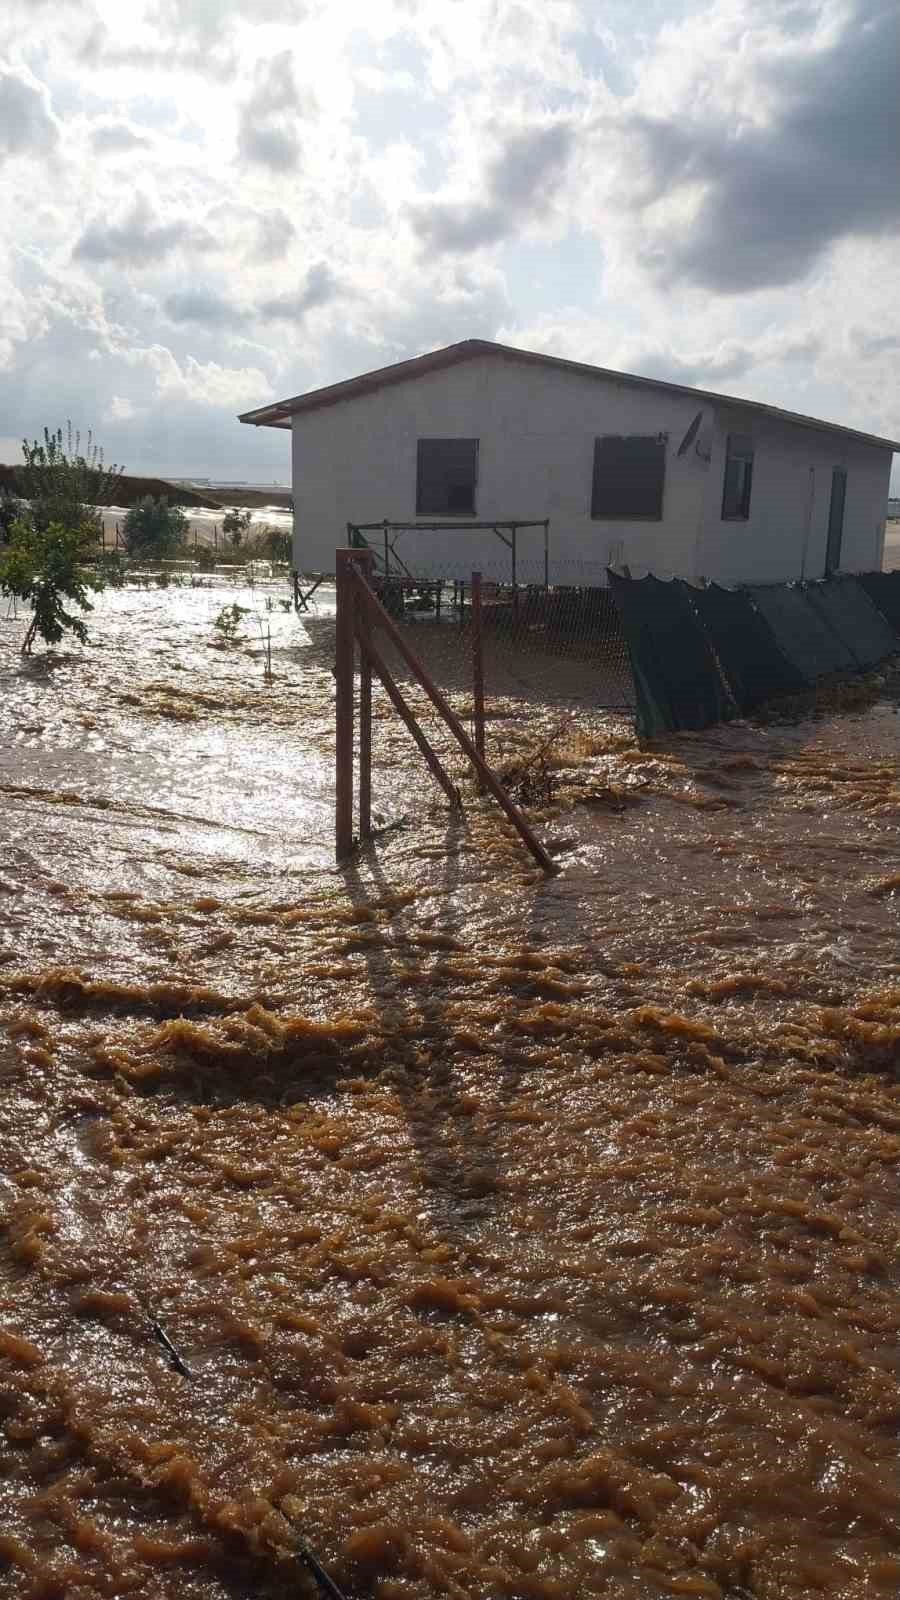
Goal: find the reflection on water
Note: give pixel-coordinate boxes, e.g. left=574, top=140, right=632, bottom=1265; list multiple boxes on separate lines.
left=1, top=586, right=899, bottom=1599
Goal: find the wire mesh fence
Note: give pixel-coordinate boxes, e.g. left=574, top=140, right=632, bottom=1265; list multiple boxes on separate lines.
left=307, top=555, right=636, bottom=831
left=368, top=565, right=634, bottom=710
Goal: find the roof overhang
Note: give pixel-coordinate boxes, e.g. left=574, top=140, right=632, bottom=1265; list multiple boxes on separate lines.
left=238, top=339, right=900, bottom=454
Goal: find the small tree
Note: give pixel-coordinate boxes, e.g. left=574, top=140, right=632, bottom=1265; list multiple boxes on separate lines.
left=261, top=524, right=291, bottom=562
left=222, top=507, right=252, bottom=551
left=0, top=487, right=23, bottom=544
left=0, top=516, right=105, bottom=655
left=123, top=497, right=188, bottom=559
left=18, top=423, right=124, bottom=542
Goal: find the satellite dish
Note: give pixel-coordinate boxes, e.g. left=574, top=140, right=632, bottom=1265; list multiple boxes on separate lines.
left=677, top=410, right=704, bottom=457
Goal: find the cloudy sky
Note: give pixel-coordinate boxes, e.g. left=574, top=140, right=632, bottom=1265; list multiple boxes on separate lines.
left=1, top=0, right=898, bottom=485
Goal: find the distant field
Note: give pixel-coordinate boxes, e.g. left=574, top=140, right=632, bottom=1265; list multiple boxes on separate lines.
left=885, top=518, right=900, bottom=571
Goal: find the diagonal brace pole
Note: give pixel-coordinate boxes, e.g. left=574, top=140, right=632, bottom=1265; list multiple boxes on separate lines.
left=363, top=636, right=462, bottom=811
left=352, top=566, right=556, bottom=873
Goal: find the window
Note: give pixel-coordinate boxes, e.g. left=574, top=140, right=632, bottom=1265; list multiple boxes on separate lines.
left=721, top=433, right=754, bottom=520
left=591, top=435, right=666, bottom=520
left=416, top=438, right=478, bottom=515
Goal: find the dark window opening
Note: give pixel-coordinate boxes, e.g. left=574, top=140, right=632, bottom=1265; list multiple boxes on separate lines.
left=591, top=435, right=666, bottom=520
left=721, top=433, right=754, bottom=520
left=416, top=438, right=478, bottom=516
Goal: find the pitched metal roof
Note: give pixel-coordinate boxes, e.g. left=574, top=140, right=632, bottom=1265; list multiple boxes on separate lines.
left=238, top=338, right=900, bottom=452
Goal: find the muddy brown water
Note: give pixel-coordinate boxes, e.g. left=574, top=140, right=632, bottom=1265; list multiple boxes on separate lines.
left=1, top=586, right=899, bottom=1599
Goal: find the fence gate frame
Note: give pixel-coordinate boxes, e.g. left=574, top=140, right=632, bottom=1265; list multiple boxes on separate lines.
left=334, top=548, right=555, bottom=874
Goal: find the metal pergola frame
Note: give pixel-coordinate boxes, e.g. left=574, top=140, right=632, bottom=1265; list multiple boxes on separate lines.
left=347, top=519, right=551, bottom=589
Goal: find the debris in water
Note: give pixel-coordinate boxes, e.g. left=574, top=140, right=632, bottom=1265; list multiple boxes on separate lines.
left=145, top=1308, right=193, bottom=1378
left=296, top=1536, right=349, bottom=1600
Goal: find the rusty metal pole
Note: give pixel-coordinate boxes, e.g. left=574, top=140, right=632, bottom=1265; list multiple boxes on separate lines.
left=364, top=635, right=461, bottom=809
left=352, top=568, right=556, bottom=873
left=471, top=571, right=486, bottom=789
left=357, top=552, right=373, bottom=842
left=335, top=549, right=356, bottom=860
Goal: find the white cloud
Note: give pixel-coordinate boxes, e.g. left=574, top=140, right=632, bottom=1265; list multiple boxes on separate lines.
left=90, top=119, right=152, bottom=154
left=236, top=50, right=311, bottom=172
left=105, top=394, right=140, bottom=421
left=74, top=196, right=213, bottom=268
left=0, top=0, right=895, bottom=489
left=0, top=62, right=59, bottom=162
left=411, top=122, right=575, bottom=254
left=121, top=344, right=270, bottom=408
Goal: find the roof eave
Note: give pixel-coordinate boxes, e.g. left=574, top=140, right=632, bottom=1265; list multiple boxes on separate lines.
left=237, top=339, right=900, bottom=452
left=238, top=405, right=293, bottom=429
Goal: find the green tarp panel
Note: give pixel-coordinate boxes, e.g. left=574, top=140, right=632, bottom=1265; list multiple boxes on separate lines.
left=608, top=572, right=732, bottom=738
left=804, top=576, right=899, bottom=669
left=856, top=570, right=900, bottom=634
left=680, top=581, right=805, bottom=711
left=747, top=583, right=856, bottom=685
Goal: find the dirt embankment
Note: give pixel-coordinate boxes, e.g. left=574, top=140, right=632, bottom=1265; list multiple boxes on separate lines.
left=207, top=488, right=293, bottom=510
left=0, top=465, right=222, bottom=511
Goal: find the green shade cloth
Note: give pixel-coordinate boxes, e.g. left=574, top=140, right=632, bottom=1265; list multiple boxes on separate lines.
left=608, top=572, right=732, bottom=738
left=747, top=583, right=856, bottom=684
left=680, top=581, right=805, bottom=711
left=856, top=570, right=900, bottom=634
left=804, top=576, right=899, bottom=669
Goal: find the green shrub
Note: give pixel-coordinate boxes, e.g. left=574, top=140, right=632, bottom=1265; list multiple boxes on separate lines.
left=123, top=497, right=188, bottom=559
left=222, top=508, right=252, bottom=549
left=18, top=424, right=123, bottom=541
left=213, top=602, right=249, bottom=643
left=0, top=488, right=23, bottom=543
left=0, top=515, right=106, bottom=655
left=230, top=523, right=291, bottom=563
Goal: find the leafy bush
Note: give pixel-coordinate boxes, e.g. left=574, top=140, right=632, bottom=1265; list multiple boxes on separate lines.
left=257, top=524, right=291, bottom=562
left=97, top=550, right=126, bottom=587
left=0, top=516, right=105, bottom=655
left=18, top=424, right=123, bottom=542
left=0, top=488, right=23, bottom=544
left=227, top=522, right=291, bottom=563
left=222, top=508, right=253, bottom=549
left=212, top=602, right=249, bottom=642
left=123, top=497, right=188, bottom=559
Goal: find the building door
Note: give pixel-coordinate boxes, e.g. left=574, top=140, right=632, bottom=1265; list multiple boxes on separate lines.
left=825, top=467, right=846, bottom=574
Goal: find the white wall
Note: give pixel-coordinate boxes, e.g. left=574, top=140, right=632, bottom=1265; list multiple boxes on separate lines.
left=291, top=355, right=709, bottom=582
left=696, top=404, right=891, bottom=583
left=290, top=355, right=893, bottom=582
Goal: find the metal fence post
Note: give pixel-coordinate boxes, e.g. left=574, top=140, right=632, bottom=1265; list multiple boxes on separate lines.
left=335, top=549, right=356, bottom=859
left=357, top=551, right=374, bottom=842
left=471, top=571, right=486, bottom=788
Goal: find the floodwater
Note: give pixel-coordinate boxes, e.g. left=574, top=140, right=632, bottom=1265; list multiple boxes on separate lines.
left=1, top=583, right=899, bottom=1600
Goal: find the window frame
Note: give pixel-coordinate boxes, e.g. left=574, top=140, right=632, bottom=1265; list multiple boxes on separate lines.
left=590, top=433, right=667, bottom=522
left=721, top=433, right=754, bottom=521
left=415, top=437, right=479, bottom=518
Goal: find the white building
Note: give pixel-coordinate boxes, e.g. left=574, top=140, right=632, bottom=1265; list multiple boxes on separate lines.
left=239, top=340, right=898, bottom=585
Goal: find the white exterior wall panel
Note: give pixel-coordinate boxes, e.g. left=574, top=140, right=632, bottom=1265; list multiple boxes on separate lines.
left=696, top=406, right=890, bottom=584
left=290, top=355, right=893, bottom=583
left=291, top=356, right=708, bottom=582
